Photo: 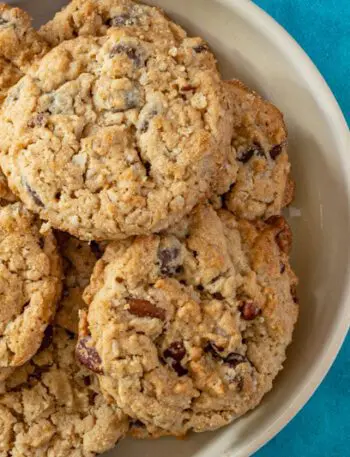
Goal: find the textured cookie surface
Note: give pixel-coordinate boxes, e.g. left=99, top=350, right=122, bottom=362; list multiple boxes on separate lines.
left=0, top=203, right=62, bottom=372
left=39, top=0, right=186, bottom=49
left=0, top=31, right=230, bottom=240
left=0, top=3, right=49, bottom=72
left=0, top=4, right=50, bottom=203
left=222, top=80, right=294, bottom=220
left=39, top=0, right=237, bottom=196
left=78, top=204, right=298, bottom=436
left=0, top=327, right=129, bottom=456
left=56, top=233, right=102, bottom=334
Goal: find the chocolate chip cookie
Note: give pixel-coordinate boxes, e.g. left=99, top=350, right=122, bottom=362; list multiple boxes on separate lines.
left=39, top=0, right=236, bottom=195
left=0, top=4, right=50, bottom=203
left=222, top=80, right=294, bottom=220
left=56, top=233, right=103, bottom=334
left=0, top=32, right=231, bottom=240
left=39, top=0, right=187, bottom=50
left=0, top=326, right=129, bottom=456
left=0, top=203, right=62, bottom=374
left=78, top=204, right=298, bottom=436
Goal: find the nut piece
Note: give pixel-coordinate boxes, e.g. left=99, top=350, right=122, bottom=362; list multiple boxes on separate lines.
left=127, top=298, right=166, bottom=320
left=76, top=336, right=103, bottom=374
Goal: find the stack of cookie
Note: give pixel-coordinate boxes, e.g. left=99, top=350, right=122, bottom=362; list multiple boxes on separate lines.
left=0, top=1, right=298, bottom=455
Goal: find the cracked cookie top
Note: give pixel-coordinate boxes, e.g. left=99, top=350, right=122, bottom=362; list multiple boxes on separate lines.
left=77, top=204, right=298, bottom=436
left=0, top=203, right=62, bottom=373
left=0, top=327, right=129, bottom=456
left=0, top=32, right=231, bottom=240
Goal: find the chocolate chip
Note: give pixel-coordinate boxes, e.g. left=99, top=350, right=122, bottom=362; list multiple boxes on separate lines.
left=62, top=289, right=69, bottom=298
left=141, top=161, right=150, bottom=177
left=164, top=341, right=188, bottom=376
left=290, top=284, right=299, bottom=304
left=90, top=241, right=103, bottom=259
left=237, top=144, right=265, bottom=163
left=25, top=183, right=44, bottom=207
left=127, top=298, right=166, bottom=320
left=224, top=352, right=247, bottom=368
left=107, top=13, right=138, bottom=27
left=270, top=144, right=283, bottom=160
left=172, top=362, right=188, bottom=377
left=205, top=342, right=247, bottom=369
left=204, top=341, right=225, bottom=360
left=158, top=246, right=181, bottom=276
left=76, top=337, right=103, bottom=374
left=39, top=325, right=53, bottom=351
left=0, top=17, right=9, bottom=26
left=213, top=292, right=224, bottom=300
left=27, top=113, right=46, bottom=128
left=280, top=262, right=286, bottom=274
left=193, top=44, right=209, bottom=53
left=83, top=376, right=91, bottom=386
left=29, top=364, right=52, bottom=383
left=55, top=191, right=61, bottom=200
left=65, top=329, right=75, bottom=340
left=164, top=341, right=186, bottom=362
left=38, top=237, right=45, bottom=249
left=109, top=43, right=143, bottom=66
left=237, top=149, right=254, bottom=163
left=239, top=300, right=261, bottom=320
left=131, top=420, right=145, bottom=428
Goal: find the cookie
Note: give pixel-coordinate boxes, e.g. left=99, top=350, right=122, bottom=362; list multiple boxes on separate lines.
left=0, top=326, right=129, bottom=456
left=222, top=80, right=294, bottom=220
left=78, top=204, right=298, bottom=436
left=0, top=4, right=49, bottom=72
left=56, top=233, right=103, bottom=334
left=0, top=203, right=62, bottom=374
left=0, top=32, right=231, bottom=240
left=39, top=0, right=187, bottom=49
left=39, top=0, right=237, bottom=195
left=0, top=5, right=50, bottom=203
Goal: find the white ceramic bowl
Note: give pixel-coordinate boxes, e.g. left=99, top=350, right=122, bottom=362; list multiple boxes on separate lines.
left=11, top=0, right=350, bottom=455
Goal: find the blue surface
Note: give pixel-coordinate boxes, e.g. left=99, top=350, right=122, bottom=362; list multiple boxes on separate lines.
left=253, top=1, right=350, bottom=456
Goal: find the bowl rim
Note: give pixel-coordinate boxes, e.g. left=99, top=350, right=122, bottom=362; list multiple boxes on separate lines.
left=218, top=0, right=350, bottom=455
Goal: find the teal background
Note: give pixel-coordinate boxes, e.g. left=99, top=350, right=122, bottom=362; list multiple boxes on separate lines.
left=253, top=1, right=350, bottom=456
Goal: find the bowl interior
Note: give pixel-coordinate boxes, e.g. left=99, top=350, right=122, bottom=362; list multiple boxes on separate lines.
left=11, top=0, right=350, bottom=456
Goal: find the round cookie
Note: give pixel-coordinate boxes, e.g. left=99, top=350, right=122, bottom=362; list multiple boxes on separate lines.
left=39, top=0, right=237, bottom=195
left=56, top=233, right=103, bottom=334
left=78, top=204, right=298, bottom=436
left=0, top=203, right=62, bottom=373
left=0, top=5, right=50, bottom=203
left=0, top=326, right=129, bottom=456
left=221, top=80, right=294, bottom=220
left=0, top=32, right=231, bottom=240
